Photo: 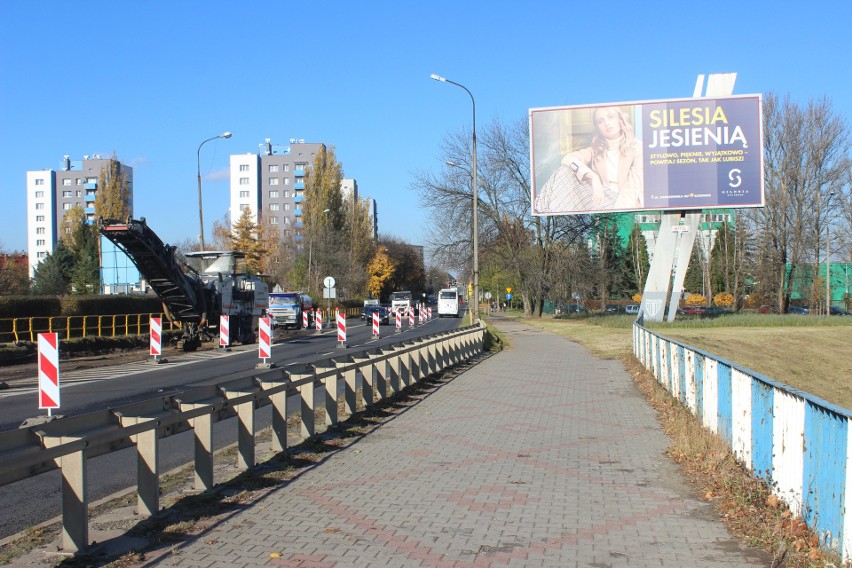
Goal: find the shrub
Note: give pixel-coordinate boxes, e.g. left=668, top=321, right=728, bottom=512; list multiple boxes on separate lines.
left=685, top=293, right=706, bottom=306
left=713, top=292, right=734, bottom=308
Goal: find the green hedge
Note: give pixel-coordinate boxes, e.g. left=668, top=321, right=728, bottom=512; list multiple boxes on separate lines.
left=0, top=294, right=163, bottom=318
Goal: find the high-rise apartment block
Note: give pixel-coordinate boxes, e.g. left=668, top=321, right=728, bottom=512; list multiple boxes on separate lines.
left=229, top=139, right=378, bottom=245
left=26, top=155, right=134, bottom=276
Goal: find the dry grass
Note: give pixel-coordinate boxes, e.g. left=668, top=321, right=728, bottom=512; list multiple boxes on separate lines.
left=520, top=315, right=847, bottom=567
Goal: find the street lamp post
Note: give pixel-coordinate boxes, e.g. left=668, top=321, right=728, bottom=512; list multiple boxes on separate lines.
left=431, top=73, right=479, bottom=322
left=197, top=131, right=232, bottom=250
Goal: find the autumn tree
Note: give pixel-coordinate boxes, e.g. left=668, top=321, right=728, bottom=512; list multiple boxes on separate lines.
left=94, top=155, right=132, bottom=220
left=0, top=251, right=29, bottom=296
left=367, top=246, right=395, bottom=299
left=229, top=207, right=272, bottom=274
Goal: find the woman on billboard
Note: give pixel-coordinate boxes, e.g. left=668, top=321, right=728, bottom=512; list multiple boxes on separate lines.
left=536, top=106, right=643, bottom=213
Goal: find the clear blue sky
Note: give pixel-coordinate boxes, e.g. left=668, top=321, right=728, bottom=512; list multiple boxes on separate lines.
left=2, top=1, right=851, bottom=253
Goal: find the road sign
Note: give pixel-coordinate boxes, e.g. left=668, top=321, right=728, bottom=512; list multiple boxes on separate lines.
left=506, top=287, right=512, bottom=293
left=323, top=276, right=336, bottom=288
left=484, top=292, right=492, bottom=300
left=506, top=293, right=513, bottom=300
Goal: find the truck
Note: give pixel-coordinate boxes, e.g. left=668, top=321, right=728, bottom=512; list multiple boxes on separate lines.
left=268, top=292, right=313, bottom=329
left=99, top=217, right=269, bottom=351
left=390, top=291, right=413, bottom=314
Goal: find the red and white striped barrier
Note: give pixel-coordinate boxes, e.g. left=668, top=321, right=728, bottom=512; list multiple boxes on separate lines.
left=315, top=308, right=323, bottom=332
left=303, top=309, right=309, bottom=329
left=219, top=315, right=230, bottom=348
left=150, top=316, right=162, bottom=362
left=428, top=306, right=432, bottom=320
left=409, top=305, right=415, bottom=327
left=395, top=308, right=402, bottom=333
left=38, top=333, right=60, bottom=413
left=259, top=316, right=272, bottom=362
left=419, top=303, right=425, bottom=324
left=372, top=311, right=380, bottom=337
left=337, top=310, right=347, bottom=347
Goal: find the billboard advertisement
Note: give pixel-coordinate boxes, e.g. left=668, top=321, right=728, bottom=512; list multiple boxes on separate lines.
left=530, top=94, right=763, bottom=215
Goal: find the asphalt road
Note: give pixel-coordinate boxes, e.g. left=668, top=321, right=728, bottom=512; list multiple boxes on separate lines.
left=0, top=311, right=467, bottom=540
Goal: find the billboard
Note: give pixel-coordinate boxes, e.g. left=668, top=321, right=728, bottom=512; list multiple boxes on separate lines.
left=529, top=94, right=763, bottom=215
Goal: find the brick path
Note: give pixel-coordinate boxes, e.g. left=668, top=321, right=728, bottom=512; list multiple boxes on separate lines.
left=147, top=316, right=770, bottom=567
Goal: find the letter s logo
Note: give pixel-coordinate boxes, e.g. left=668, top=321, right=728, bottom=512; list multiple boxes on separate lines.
left=728, top=169, right=742, bottom=188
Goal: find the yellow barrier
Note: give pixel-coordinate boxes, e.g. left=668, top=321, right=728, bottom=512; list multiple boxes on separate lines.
left=0, top=313, right=180, bottom=343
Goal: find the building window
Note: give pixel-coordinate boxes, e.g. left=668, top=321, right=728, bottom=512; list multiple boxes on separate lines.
left=283, top=164, right=289, bottom=172
left=36, top=215, right=45, bottom=222
left=269, top=203, right=280, bottom=211
left=239, top=164, right=249, bottom=172
left=284, top=203, right=290, bottom=211
left=269, top=177, right=279, bottom=186
left=283, top=216, right=291, bottom=225
left=295, top=177, right=304, bottom=184
left=240, top=204, right=250, bottom=211
left=269, top=190, right=279, bottom=198
left=283, top=177, right=290, bottom=185
left=269, top=164, right=279, bottom=173
left=239, top=177, right=249, bottom=185
left=35, top=203, right=44, bottom=210
left=35, top=191, right=44, bottom=198
left=63, top=203, right=72, bottom=210
left=36, top=239, right=45, bottom=246
left=239, top=190, right=250, bottom=198
left=34, top=179, right=44, bottom=186
left=284, top=190, right=291, bottom=198
left=86, top=214, right=95, bottom=222
left=87, top=177, right=97, bottom=183
left=63, top=191, right=72, bottom=198
left=76, top=178, right=83, bottom=185
left=36, top=227, right=45, bottom=234
left=270, top=216, right=279, bottom=225
left=76, top=190, right=82, bottom=197
left=63, top=179, right=72, bottom=186
left=37, top=251, right=46, bottom=259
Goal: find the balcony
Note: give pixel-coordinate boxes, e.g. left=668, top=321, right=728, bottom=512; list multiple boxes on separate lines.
left=294, top=168, right=306, bottom=177
left=83, top=182, right=97, bottom=190
left=294, top=221, right=303, bottom=229
left=294, top=195, right=304, bottom=203
left=294, top=235, right=303, bottom=242
left=293, top=182, right=305, bottom=190
left=294, top=208, right=302, bottom=216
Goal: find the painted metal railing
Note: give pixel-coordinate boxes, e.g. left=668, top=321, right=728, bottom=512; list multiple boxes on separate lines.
left=0, top=313, right=180, bottom=343
left=633, top=323, right=852, bottom=561
left=0, top=322, right=485, bottom=553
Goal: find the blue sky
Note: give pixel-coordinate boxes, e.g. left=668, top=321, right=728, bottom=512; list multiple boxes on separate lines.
left=2, top=1, right=851, bottom=254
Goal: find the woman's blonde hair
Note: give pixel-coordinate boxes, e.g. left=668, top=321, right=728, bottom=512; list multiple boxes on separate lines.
left=590, top=106, right=636, bottom=158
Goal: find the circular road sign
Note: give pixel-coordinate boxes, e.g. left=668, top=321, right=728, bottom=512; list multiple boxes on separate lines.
left=323, top=276, right=336, bottom=289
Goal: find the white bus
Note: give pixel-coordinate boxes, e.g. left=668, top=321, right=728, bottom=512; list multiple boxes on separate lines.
left=437, top=288, right=460, bottom=318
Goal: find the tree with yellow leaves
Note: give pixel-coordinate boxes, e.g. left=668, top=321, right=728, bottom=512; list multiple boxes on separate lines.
left=367, top=247, right=395, bottom=299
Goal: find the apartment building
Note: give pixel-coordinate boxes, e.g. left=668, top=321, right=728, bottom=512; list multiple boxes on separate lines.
left=26, top=155, right=134, bottom=277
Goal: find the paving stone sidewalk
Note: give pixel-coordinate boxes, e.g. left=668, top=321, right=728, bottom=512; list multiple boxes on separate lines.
left=145, top=316, right=770, bottom=567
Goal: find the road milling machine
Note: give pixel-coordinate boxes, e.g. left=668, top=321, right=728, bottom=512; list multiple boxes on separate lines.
left=99, top=217, right=269, bottom=351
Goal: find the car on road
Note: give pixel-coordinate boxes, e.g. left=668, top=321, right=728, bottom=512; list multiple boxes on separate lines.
left=624, top=304, right=640, bottom=315
left=605, top=304, right=622, bottom=314
left=679, top=305, right=708, bottom=316
left=786, top=306, right=809, bottom=315
left=362, top=305, right=391, bottom=325
left=758, top=305, right=780, bottom=314
left=830, top=306, right=852, bottom=316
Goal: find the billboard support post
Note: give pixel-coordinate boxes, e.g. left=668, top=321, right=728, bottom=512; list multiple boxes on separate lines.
left=639, top=73, right=737, bottom=322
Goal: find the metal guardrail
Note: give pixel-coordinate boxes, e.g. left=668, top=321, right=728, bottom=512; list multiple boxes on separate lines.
left=633, top=323, right=852, bottom=562
left=0, top=322, right=485, bottom=553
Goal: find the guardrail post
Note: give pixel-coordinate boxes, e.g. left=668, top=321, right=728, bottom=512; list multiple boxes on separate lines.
left=259, top=377, right=289, bottom=453
left=40, top=435, right=88, bottom=553
left=336, top=360, right=358, bottom=416
left=175, top=400, right=215, bottom=491
left=353, top=354, right=374, bottom=409
left=293, top=372, right=315, bottom=438
left=316, top=360, right=339, bottom=427
left=399, top=343, right=413, bottom=388
left=221, top=388, right=257, bottom=470
left=374, top=350, right=389, bottom=400
left=116, top=415, right=161, bottom=517
left=387, top=347, right=401, bottom=395
left=418, top=339, right=430, bottom=379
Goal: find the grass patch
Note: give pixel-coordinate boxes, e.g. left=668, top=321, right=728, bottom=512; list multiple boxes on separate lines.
left=521, top=315, right=844, bottom=567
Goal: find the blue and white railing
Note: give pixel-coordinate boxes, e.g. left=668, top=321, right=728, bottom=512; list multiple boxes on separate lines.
left=633, top=323, right=851, bottom=561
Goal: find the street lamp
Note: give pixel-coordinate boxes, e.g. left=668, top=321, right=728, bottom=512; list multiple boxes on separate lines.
left=197, top=131, right=232, bottom=250
left=825, top=191, right=836, bottom=316
left=431, top=73, right=479, bottom=321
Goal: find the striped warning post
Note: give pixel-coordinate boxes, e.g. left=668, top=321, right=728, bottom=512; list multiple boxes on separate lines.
left=409, top=305, right=415, bottom=327
left=303, top=309, right=309, bottom=329
left=259, top=316, right=272, bottom=361
left=337, top=310, right=347, bottom=347
left=38, top=333, right=60, bottom=412
left=372, top=311, right=380, bottom=337
left=428, top=306, right=432, bottom=320
left=315, top=308, right=323, bottom=332
left=395, top=308, right=402, bottom=333
left=150, top=316, right=162, bottom=358
left=219, top=315, right=230, bottom=348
